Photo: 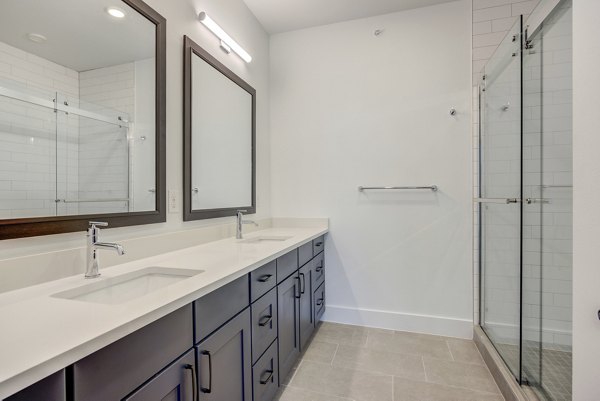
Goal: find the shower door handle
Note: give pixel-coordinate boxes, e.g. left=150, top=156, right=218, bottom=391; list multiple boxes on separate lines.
left=525, top=198, right=550, bottom=204
left=474, top=198, right=521, bottom=204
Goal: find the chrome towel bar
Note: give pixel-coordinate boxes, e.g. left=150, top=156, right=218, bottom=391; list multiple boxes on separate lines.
left=358, top=185, right=438, bottom=192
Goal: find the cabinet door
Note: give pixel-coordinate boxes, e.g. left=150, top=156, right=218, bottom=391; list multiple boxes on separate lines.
left=277, top=272, right=300, bottom=384
left=298, top=262, right=314, bottom=351
left=5, top=370, right=65, bottom=401
left=124, top=350, right=195, bottom=401
left=196, top=309, right=252, bottom=401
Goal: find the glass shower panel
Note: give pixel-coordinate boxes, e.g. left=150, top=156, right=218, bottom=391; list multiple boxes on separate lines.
left=525, top=1, right=573, bottom=399
left=521, top=20, right=543, bottom=389
left=479, top=17, right=523, bottom=380
left=0, top=81, right=57, bottom=218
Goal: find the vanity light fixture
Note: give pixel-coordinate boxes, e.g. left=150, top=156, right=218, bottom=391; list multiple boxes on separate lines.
left=198, top=12, right=252, bottom=63
left=106, top=7, right=126, bottom=19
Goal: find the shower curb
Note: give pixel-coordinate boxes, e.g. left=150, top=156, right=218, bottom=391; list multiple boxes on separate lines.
left=473, top=326, right=539, bottom=401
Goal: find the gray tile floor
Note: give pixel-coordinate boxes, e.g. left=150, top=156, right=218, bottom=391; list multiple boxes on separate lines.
left=275, top=322, right=504, bottom=401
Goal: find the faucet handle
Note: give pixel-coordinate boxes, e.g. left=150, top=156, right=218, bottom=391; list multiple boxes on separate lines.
left=89, top=221, right=108, bottom=228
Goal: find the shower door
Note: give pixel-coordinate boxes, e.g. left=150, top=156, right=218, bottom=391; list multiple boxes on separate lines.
left=480, top=1, right=573, bottom=399
left=479, top=17, right=525, bottom=381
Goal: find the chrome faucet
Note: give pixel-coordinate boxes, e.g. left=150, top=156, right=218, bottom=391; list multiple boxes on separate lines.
left=86, top=221, right=125, bottom=279
left=236, top=210, right=257, bottom=239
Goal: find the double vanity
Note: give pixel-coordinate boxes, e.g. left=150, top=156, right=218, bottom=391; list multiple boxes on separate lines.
left=0, top=224, right=328, bottom=401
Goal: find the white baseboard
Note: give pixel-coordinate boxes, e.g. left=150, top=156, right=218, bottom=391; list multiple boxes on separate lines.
left=323, top=305, right=473, bottom=339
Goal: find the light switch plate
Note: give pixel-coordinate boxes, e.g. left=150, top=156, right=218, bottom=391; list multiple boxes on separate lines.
left=168, top=190, right=179, bottom=213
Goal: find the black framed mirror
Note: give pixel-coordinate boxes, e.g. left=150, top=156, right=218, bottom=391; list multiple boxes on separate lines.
left=0, top=0, right=166, bottom=240
left=183, top=36, right=256, bottom=221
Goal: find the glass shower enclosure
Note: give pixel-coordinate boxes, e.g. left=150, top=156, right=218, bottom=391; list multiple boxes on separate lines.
left=478, top=1, right=572, bottom=400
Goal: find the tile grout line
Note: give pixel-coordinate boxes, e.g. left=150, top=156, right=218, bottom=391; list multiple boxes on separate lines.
left=330, top=342, right=340, bottom=365
left=446, top=340, right=455, bottom=361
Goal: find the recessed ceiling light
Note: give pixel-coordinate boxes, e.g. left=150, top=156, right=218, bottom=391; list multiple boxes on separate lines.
left=106, top=7, right=126, bottom=19
left=27, top=33, right=47, bottom=44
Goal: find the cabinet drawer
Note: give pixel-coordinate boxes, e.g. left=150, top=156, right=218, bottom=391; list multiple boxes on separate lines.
left=251, top=287, right=278, bottom=363
left=252, top=340, right=279, bottom=401
left=250, top=260, right=276, bottom=302
left=276, top=249, right=298, bottom=284
left=194, top=274, right=250, bottom=343
left=312, top=235, right=325, bottom=256
left=298, top=241, right=312, bottom=267
left=6, top=370, right=65, bottom=401
left=124, top=350, right=195, bottom=401
left=311, top=252, right=325, bottom=289
left=73, top=305, right=193, bottom=401
left=314, top=282, right=326, bottom=325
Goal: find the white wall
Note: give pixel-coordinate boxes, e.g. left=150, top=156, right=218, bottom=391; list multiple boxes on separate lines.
left=270, top=1, right=473, bottom=338
left=572, top=0, right=600, bottom=397
left=0, top=0, right=270, bottom=285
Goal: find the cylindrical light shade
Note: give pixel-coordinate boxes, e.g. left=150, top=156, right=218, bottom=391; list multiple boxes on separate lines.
left=198, top=12, right=252, bottom=63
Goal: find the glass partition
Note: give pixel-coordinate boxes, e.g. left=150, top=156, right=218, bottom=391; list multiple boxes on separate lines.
left=479, top=17, right=523, bottom=380
left=479, top=1, right=572, bottom=399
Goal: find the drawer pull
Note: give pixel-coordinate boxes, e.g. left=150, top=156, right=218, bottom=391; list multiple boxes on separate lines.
left=258, top=314, right=273, bottom=327
left=200, top=350, right=212, bottom=394
left=315, top=266, right=323, bottom=273
left=295, top=276, right=301, bottom=299
left=258, top=274, right=273, bottom=283
left=259, top=369, right=274, bottom=385
left=184, top=364, right=199, bottom=401
left=299, top=272, right=306, bottom=294
left=316, top=298, right=324, bottom=306
left=315, top=241, right=323, bottom=247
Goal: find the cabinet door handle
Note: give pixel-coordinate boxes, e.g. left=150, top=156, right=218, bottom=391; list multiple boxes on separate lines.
left=316, top=298, right=324, bottom=306
left=184, top=364, right=198, bottom=401
left=258, top=314, right=273, bottom=327
left=295, top=276, right=301, bottom=299
left=299, top=272, right=306, bottom=294
left=258, top=274, right=272, bottom=283
left=200, top=350, right=212, bottom=394
left=259, top=369, right=274, bottom=385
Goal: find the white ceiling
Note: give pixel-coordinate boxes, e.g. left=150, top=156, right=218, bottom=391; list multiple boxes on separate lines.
left=0, top=0, right=155, bottom=72
left=243, top=0, right=458, bottom=34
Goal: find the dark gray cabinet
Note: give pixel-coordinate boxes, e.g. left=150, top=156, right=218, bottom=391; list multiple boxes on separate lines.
left=314, top=281, right=326, bottom=325
left=251, top=287, right=278, bottom=363
left=124, top=350, right=196, bottom=401
left=277, top=271, right=300, bottom=384
left=313, top=235, right=324, bottom=255
left=250, top=260, right=277, bottom=302
left=196, top=309, right=252, bottom=401
left=194, top=275, right=250, bottom=343
left=276, top=249, right=298, bottom=284
left=5, top=370, right=65, bottom=401
left=252, top=340, right=279, bottom=401
left=298, top=261, right=314, bottom=350
left=73, top=305, right=193, bottom=401
left=298, top=241, right=313, bottom=267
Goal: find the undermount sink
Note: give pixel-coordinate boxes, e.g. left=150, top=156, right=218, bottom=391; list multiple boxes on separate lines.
left=241, top=235, right=292, bottom=244
left=53, top=267, right=204, bottom=305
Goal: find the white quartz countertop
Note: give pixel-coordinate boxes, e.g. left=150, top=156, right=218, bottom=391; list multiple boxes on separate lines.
left=0, top=224, right=328, bottom=398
